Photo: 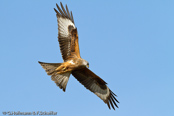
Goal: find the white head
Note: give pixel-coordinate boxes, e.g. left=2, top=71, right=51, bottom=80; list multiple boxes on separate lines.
left=82, top=59, right=89, bottom=68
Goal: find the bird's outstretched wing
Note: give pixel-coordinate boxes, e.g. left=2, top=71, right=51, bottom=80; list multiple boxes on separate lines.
left=72, top=68, right=119, bottom=110
left=54, top=2, right=81, bottom=61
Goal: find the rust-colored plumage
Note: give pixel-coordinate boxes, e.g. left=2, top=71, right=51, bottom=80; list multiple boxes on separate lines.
left=38, top=2, right=119, bottom=110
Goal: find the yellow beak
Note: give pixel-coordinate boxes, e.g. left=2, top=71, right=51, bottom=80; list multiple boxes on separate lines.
left=86, top=64, right=89, bottom=68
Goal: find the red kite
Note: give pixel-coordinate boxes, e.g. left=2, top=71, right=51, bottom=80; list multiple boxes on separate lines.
left=38, top=2, right=119, bottom=110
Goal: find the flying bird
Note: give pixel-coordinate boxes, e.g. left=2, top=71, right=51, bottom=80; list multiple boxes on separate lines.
left=38, top=2, right=119, bottom=110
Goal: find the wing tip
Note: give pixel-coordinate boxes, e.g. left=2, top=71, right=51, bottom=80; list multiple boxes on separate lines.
left=105, top=89, right=119, bottom=110
left=54, top=2, right=74, bottom=23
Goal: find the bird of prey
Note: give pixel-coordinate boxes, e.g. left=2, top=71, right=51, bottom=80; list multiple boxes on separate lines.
left=38, top=2, right=119, bottom=110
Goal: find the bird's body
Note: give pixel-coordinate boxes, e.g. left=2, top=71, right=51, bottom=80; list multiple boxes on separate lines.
left=38, top=2, right=119, bottom=110
left=55, top=58, right=88, bottom=74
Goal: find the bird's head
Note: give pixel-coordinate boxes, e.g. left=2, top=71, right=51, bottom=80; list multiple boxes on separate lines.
left=82, top=59, right=89, bottom=68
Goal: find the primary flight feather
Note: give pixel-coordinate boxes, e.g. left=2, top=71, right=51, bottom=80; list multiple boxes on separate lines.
left=38, top=2, right=119, bottom=110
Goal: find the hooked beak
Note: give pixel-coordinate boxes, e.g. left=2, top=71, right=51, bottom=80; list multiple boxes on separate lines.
left=86, top=64, right=89, bottom=68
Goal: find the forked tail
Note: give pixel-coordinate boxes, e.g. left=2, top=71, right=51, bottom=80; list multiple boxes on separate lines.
left=38, top=61, right=71, bottom=91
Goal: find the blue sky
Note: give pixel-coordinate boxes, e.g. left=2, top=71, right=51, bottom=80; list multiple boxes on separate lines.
left=0, top=0, right=174, bottom=116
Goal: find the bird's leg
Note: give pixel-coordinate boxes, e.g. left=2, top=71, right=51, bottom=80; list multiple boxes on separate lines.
left=56, top=63, right=69, bottom=74
left=62, top=66, right=66, bottom=71
left=56, top=65, right=64, bottom=73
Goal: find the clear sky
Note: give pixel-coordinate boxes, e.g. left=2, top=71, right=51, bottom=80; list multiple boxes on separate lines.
left=0, top=0, right=174, bottom=116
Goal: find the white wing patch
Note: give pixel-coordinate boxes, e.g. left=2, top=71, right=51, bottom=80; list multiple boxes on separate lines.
left=58, top=17, right=75, bottom=37
left=90, top=83, right=110, bottom=100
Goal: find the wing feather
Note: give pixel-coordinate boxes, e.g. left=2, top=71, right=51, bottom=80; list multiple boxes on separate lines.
left=60, top=2, right=68, bottom=17
left=72, top=67, right=119, bottom=110
left=110, top=95, right=119, bottom=108
left=109, top=96, right=115, bottom=110
left=70, top=11, right=74, bottom=24
left=54, top=2, right=80, bottom=61
left=66, top=5, right=71, bottom=19
left=56, top=3, right=66, bottom=17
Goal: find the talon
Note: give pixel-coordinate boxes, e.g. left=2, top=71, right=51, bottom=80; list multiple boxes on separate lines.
left=62, top=67, right=66, bottom=71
